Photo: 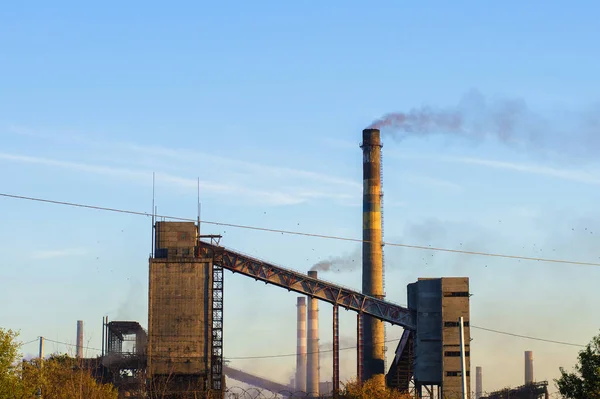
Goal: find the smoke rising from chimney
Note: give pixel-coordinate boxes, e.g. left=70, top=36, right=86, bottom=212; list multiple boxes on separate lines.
left=368, top=90, right=599, bottom=154
left=309, top=248, right=360, bottom=272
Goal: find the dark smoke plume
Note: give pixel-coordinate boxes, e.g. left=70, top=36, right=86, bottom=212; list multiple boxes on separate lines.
left=368, top=90, right=599, bottom=154
left=310, top=248, right=360, bottom=272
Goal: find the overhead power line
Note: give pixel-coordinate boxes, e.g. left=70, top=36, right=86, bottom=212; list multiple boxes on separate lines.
left=19, top=338, right=40, bottom=347
left=1, top=192, right=599, bottom=267
left=471, top=325, right=585, bottom=347
left=32, top=327, right=586, bottom=362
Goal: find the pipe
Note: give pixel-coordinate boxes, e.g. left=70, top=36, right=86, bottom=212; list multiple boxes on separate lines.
left=360, top=128, right=385, bottom=386
left=475, top=366, right=482, bottom=399
left=76, top=320, right=84, bottom=359
left=101, top=317, right=105, bottom=358
left=333, top=305, right=339, bottom=397
left=39, top=336, right=44, bottom=360
left=307, top=271, right=320, bottom=397
left=357, top=313, right=363, bottom=382
left=525, top=351, right=534, bottom=384
left=459, top=317, right=467, bottom=399
left=296, top=297, right=307, bottom=393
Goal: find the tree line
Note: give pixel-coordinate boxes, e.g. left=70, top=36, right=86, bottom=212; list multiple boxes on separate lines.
left=1, top=327, right=599, bottom=398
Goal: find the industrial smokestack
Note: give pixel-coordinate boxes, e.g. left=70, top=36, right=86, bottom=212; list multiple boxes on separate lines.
left=475, top=366, right=482, bottom=399
left=296, top=297, right=307, bottom=393
left=307, top=271, right=320, bottom=397
left=76, top=320, right=84, bottom=359
left=360, top=128, right=385, bottom=386
left=525, top=351, right=534, bottom=384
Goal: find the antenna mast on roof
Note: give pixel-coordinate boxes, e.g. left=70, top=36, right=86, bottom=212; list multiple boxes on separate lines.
left=151, top=172, right=155, bottom=257
left=197, top=177, right=201, bottom=238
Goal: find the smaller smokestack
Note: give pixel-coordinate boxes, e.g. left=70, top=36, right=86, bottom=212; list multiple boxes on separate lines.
left=307, top=271, right=320, bottom=397
left=76, top=320, right=84, bottom=359
left=475, top=366, right=482, bottom=399
left=525, top=351, right=534, bottom=384
left=296, top=297, right=307, bottom=393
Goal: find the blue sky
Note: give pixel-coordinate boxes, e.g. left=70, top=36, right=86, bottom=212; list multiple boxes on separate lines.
left=1, top=0, right=600, bottom=394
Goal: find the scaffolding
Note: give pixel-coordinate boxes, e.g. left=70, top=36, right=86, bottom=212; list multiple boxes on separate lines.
left=102, top=321, right=147, bottom=398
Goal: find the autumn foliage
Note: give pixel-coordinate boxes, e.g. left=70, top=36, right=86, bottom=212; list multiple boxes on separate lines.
left=340, top=378, right=412, bottom=399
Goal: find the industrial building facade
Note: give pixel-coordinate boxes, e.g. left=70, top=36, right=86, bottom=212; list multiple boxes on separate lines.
left=388, top=277, right=471, bottom=398
left=148, top=221, right=217, bottom=396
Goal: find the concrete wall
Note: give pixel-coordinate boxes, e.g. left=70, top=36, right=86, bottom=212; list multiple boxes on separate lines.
left=148, top=258, right=212, bottom=376
left=155, top=221, right=198, bottom=257
left=441, top=277, right=471, bottom=399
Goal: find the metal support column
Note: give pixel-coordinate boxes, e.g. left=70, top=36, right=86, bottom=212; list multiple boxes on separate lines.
left=333, top=305, right=339, bottom=396
left=211, top=262, right=224, bottom=393
left=357, top=312, right=363, bottom=383
left=459, top=317, right=467, bottom=399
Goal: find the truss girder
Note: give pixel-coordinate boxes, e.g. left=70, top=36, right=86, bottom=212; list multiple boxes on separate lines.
left=202, top=242, right=416, bottom=330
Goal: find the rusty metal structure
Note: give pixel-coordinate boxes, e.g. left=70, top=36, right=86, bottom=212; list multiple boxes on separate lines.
left=102, top=320, right=148, bottom=397
left=480, top=381, right=549, bottom=399
left=199, top=240, right=416, bottom=328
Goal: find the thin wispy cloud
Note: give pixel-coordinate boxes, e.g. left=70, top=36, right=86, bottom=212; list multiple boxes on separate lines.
left=123, top=143, right=361, bottom=189
left=3, top=126, right=363, bottom=205
left=400, top=173, right=461, bottom=191
left=445, top=156, right=600, bottom=185
left=3, top=125, right=361, bottom=189
left=395, top=153, right=600, bottom=186
left=31, top=248, right=87, bottom=260
left=0, top=152, right=353, bottom=206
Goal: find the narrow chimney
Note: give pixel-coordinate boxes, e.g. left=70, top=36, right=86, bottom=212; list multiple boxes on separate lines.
left=525, top=351, right=534, bottom=384
left=307, top=271, right=320, bottom=397
left=76, top=320, right=84, bottom=359
left=475, top=366, right=482, bottom=399
left=360, top=128, right=385, bottom=386
left=296, top=297, right=307, bottom=392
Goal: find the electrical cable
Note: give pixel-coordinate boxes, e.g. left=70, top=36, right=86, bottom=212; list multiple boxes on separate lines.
left=470, top=325, right=585, bottom=347
left=40, top=326, right=586, bottom=361
left=42, top=338, right=102, bottom=352
left=18, top=338, right=40, bottom=347
left=2, top=192, right=599, bottom=267
left=0, top=192, right=590, bottom=357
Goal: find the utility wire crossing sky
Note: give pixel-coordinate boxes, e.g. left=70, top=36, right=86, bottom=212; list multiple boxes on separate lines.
left=2, top=192, right=599, bottom=267
left=19, top=324, right=587, bottom=361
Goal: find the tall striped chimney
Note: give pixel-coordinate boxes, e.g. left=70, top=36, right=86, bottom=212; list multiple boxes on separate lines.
left=76, top=320, right=84, bottom=359
left=296, top=297, right=307, bottom=392
left=307, top=271, right=320, bottom=397
left=525, top=351, right=534, bottom=384
left=360, top=128, right=385, bottom=386
left=475, top=366, right=482, bottom=399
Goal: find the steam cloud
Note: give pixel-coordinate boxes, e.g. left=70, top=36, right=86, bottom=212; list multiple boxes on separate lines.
left=368, top=90, right=600, bottom=154
left=309, top=248, right=360, bottom=272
